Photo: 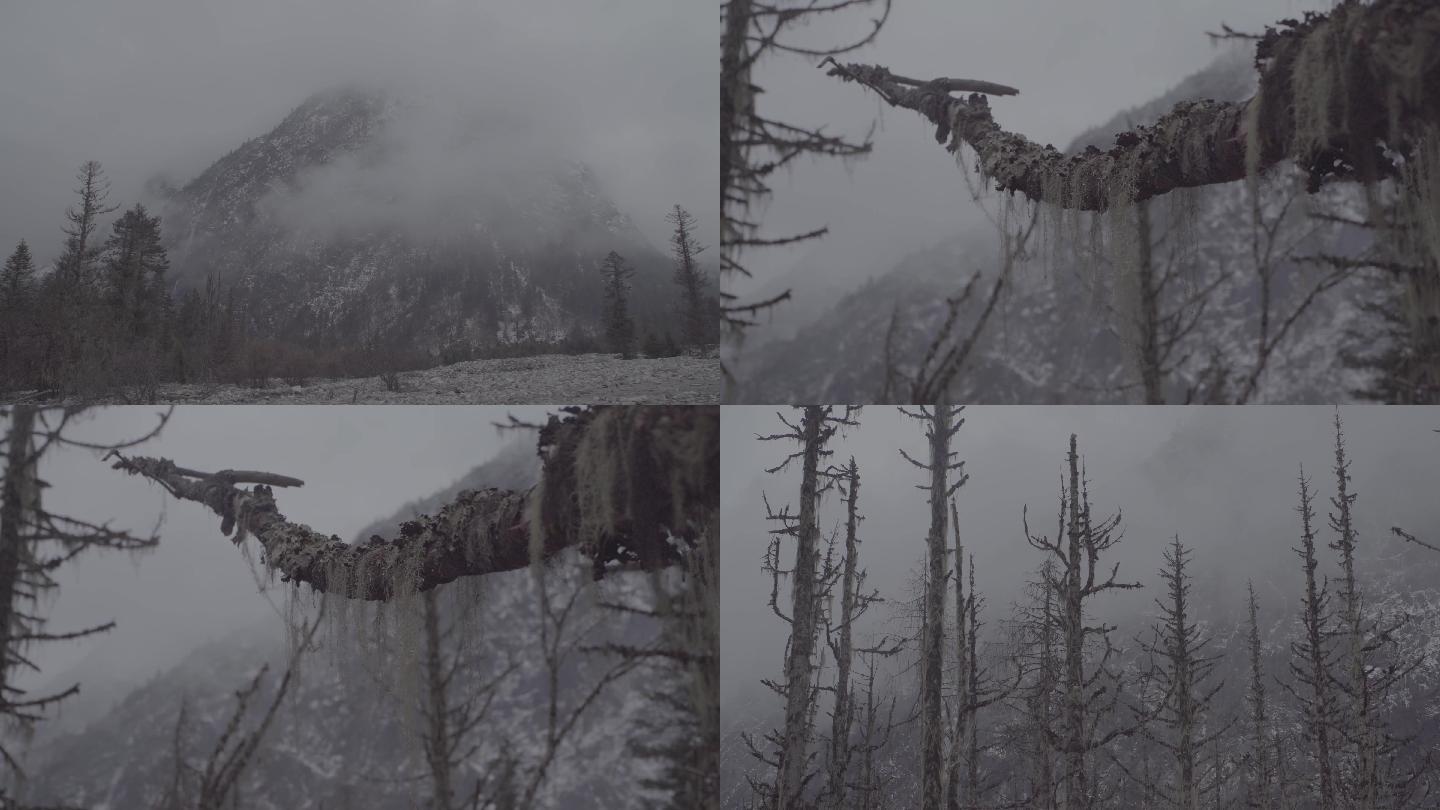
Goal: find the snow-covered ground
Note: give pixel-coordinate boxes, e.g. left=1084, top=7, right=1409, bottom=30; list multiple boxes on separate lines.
left=41, top=352, right=720, bottom=404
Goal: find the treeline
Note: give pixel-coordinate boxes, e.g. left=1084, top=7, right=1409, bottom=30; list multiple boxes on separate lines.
left=0, top=162, right=719, bottom=399
left=744, top=407, right=1438, bottom=810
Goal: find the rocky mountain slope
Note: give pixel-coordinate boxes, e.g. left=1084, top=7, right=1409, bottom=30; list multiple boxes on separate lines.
left=157, top=85, right=680, bottom=354
left=18, top=441, right=675, bottom=809
left=733, top=48, right=1382, bottom=404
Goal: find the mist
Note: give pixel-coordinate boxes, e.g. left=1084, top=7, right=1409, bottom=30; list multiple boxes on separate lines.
left=720, top=405, right=1440, bottom=712
left=0, top=0, right=715, bottom=257
left=728, top=0, right=1331, bottom=317
left=21, top=404, right=554, bottom=723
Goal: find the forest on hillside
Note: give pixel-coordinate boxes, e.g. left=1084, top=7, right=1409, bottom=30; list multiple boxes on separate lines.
left=0, top=160, right=717, bottom=402
left=722, top=406, right=1440, bottom=809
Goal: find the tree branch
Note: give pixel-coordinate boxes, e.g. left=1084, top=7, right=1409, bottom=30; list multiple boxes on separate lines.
left=108, top=406, right=718, bottom=601
left=824, top=0, right=1440, bottom=210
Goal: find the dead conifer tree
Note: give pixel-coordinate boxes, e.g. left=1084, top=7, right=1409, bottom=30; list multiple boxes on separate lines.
left=1022, top=434, right=1143, bottom=810
left=409, top=589, right=518, bottom=810
left=854, top=646, right=899, bottom=810
left=944, top=502, right=968, bottom=810
left=0, top=405, right=167, bottom=794
left=820, top=457, right=884, bottom=810
left=746, top=406, right=857, bottom=809
left=1323, top=412, right=1425, bottom=810
left=898, top=404, right=967, bottom=810
left=720, top=0, right=890, bottom=353
left=1243, top=582, right=1275, bottom=810
left=1128, top=536, right=1232, bottom=809
left=1284, top=470, right=1338, bottom=810
left=1008, top=558, right=1063, bottom=810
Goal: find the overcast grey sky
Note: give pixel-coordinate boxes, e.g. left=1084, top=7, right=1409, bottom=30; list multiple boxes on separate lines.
left=721, top=405, right=1440, bottom=712
left=0, top=0, right=714, bottom=256
left=25, top=405, right=551, bottom=711
left=730, top=0, right=1330, bottom=304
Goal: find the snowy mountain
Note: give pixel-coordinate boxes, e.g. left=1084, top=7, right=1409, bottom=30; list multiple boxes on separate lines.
left=157, top=85, right=678, bottom=353
left=733, top=48, right=1382, bottom=404
left=18, top=441, right=673, bottom=809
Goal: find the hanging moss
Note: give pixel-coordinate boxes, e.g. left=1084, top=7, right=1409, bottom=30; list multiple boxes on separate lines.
left=111, top=406, right=720, bottom=602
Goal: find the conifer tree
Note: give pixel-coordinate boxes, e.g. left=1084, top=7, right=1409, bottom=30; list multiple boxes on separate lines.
left=601, top=251, right=637, bottom=359
left=666, top=205, right=709, bottom=350
left=0, top=241, right=35, bottom=312
left=1285, top=471, right=1337, bottom=810
left=1022, top=434, right=1143, bottom=810
left=1131, top=536, right=1231, bottom=809
left=898, top=403, right=967, bottom=810
left=0, top=406, right=168, bottom=794
left=55, top=160, right=118, bottom=291
left=102, top=204, right=170, bottom=337
left=746, top=406, right=857, bottom=810
left=1243, top=582, right=1274, bottom=810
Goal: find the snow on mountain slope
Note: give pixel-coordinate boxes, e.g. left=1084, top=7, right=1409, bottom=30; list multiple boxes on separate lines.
left=19, top=444, right=671, bottom=810
left=733, top=48, right=1381, bottom=404
left=157, top=85, right=678, bottom=353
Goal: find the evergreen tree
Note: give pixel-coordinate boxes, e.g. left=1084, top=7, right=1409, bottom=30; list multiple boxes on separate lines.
left=0, top=241, right=35, bottom=312
left=601, top=251, right=637, bottom=359
left=666, top=205, right=709, bottom=349
left=102, top=204, right=170, bottom=337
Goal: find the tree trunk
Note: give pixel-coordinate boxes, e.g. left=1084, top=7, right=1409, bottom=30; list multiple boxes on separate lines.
left=824, top=460, right=862, bottom=810
left=422, top=590, right=455, bottom=810
left=920, top=405, right=953, bottom=810
left=0, top=406, right=34, bottom=701
left=1294, top=474, right=1336, bottom=810
left=1061, top=437, right=1088, bottom=810
left=1135, top=201, right=1164, bottom=404
left=776, top=406, right=826, bottom=810
left=944, top=502, right=966, bottom=810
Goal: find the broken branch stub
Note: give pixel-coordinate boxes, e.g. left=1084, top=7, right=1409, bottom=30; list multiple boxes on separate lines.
left=109, top=405, right=719, bottom=601
left=824, top=0, right=1440, bottom=210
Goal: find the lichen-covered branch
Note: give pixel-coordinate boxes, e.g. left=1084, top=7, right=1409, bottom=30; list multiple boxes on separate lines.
left=825, top=0, right=1440, bottom=210
left=109, top=406, right=719, bottom=602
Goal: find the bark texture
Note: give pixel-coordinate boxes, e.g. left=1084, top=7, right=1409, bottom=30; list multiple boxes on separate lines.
left=823, top=459, right=862, bottom=810
left=825, top=0, right=1440, bottom=210
left=775, top=407, right=827, bottom=810
left=110, top=406, right=718, bottom=601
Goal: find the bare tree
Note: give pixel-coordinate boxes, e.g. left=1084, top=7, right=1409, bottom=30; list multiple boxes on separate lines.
left=411, top=589, right=518, bottom=810
left=898, top=404, right=967, bottom=810
left=0, top=405, right=168, bottom=795
left=1007, top=558, right=1062, bottom=810
left=55, top=161, right=118, bottom=291
left=820, top=457, right=884, bottom=810
left=1022, top=434, right=1143, bottom=810
left=1127, top=537, right=1232, bottom=809
left=153, top=607, right=323, bottom=810
left=1243, top=582, right=1275, bottom=810
left=1284, top=470, right=1338, bottom=810
left=720, top=0, right=890, bottom=352
left=667, top=205, right=711, bottom=351
left=747, top=406, right=858, bottom=810
left=853, top=647, right=899, bottom=810
left=880, top=209, right=1040, bottom=404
